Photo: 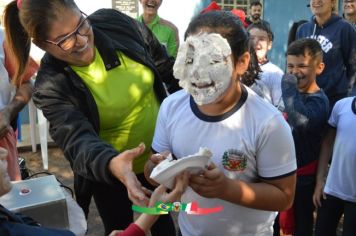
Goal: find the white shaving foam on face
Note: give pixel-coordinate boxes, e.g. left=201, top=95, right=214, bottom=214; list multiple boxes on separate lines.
left=173, top=33, right=233, bottom=105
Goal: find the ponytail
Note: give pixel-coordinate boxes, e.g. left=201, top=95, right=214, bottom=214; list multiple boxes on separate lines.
left=3, top=1, right=31, bottom=86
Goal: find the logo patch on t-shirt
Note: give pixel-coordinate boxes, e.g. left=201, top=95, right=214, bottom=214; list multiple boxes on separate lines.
left=222, top=149, right=247, bottom=171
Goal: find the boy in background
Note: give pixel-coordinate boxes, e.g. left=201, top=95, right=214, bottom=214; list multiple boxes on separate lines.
left=248, top=22, right=284, bottom=108
left=280, top=38, right=329, bottom=236
left=138, top=0, right=179, bottom=57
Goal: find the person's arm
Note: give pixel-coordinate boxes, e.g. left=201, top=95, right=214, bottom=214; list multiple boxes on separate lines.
left=133, top=172, right=188, bottom=233
left=0, top=41, right=38, bottom=138
left=281, top=74, right=329, bottom=132
left=190, top=114, right=297, bottom=211
left=313, top=127, right=336, bottom=207
left=0, top=81, right=33, bottom=138
left=110, top=172, right=189, bottom=236
left=340, top=24, right=356, bottom=93
left=190, top=163, right=296, bottom=211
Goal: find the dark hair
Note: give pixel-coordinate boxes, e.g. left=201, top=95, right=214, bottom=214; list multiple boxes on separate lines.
left=185, top=11, right=260, bottom=86
left=287, top=38, right=323, bottom=63
left=287, top=20, right=307, bottom=46
left=3, top=0, right=79, bottom=85
left=250, top=1, right=262, bottom=8
left=247, top=22, right=274, bottom=41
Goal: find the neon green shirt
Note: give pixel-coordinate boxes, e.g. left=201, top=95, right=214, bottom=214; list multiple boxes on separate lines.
left=71, top=48, right=159, bottom=173
left=138, top=15, right=179, bottom=58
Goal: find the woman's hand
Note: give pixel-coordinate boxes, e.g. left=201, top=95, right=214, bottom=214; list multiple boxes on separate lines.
left=109, top=143, right=149, bottom=206
left=189, top=162, right=229, bottom=199
left=313, top=180, right=326, bottom=208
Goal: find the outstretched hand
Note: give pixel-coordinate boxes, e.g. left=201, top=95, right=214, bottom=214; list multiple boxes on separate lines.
left=108, top=172, right=189, bottom=236
left=109, top=143, right=149, bottom=206
left=149, top=171, right=189, bottom=207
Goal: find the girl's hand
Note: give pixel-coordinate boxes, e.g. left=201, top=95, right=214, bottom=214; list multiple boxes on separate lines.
left=313, top=180, right=326, bottom=208
left=190, top=162, right=229, bottom=199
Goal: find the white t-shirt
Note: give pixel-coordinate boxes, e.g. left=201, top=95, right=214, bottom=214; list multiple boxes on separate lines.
left=260, top=61, right=284, bottom=108
left=0, top=28, right=15, bottom=110
left=152, top=86, right=296, bottom=236
left=324, top=97, right=356, bottom=203
left=250, top=79, right=273, bottom=104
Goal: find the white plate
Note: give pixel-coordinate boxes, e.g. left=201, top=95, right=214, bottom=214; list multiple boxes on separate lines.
left=150, top=148, right=212, bottom=189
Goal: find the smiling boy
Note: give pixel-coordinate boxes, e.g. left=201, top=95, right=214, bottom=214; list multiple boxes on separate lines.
left=137, top=0, right=179, bottom=57
left=281, top=38, right=329, bottom=236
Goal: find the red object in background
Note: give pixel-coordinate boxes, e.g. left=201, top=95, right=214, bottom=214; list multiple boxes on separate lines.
left=200, top=2, right=248, bottom=29
left=282, top=112, right=288, bottom=121
left=200, top=1, right=221, bottom=14
left=231, top=9, right=249, bottom=28
left=279, top=207, right=295, bottom=235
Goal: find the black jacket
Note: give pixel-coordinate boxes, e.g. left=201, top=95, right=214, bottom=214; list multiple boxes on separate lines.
left=32, top=9, right=180, bottom=211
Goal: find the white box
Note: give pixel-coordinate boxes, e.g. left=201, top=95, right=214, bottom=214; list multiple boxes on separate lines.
left=0, top=175, right=69, bottom=229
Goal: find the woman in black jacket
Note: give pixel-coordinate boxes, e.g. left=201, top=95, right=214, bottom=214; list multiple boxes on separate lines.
left=3, top=0, right=179, bottom=234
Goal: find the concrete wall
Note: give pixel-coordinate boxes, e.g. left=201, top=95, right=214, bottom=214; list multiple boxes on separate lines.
left=263, top=0, right=312, bottom=70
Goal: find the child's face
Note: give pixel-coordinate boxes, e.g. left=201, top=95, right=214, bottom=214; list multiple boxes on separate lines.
left=286, top=54, right=324, bottom=92
left=140, top=0, right=162, bottom=15
left=248, top=28, right=271, bottom=63
left=173, top=33, right=233, bottom=105
left=0, top=148, right=12, bottom=197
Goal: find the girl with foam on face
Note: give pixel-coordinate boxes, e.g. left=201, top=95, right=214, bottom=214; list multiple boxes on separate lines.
left=145, top=11, right=297, bottom=236
left=174, top=33, right=233, bottom=106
